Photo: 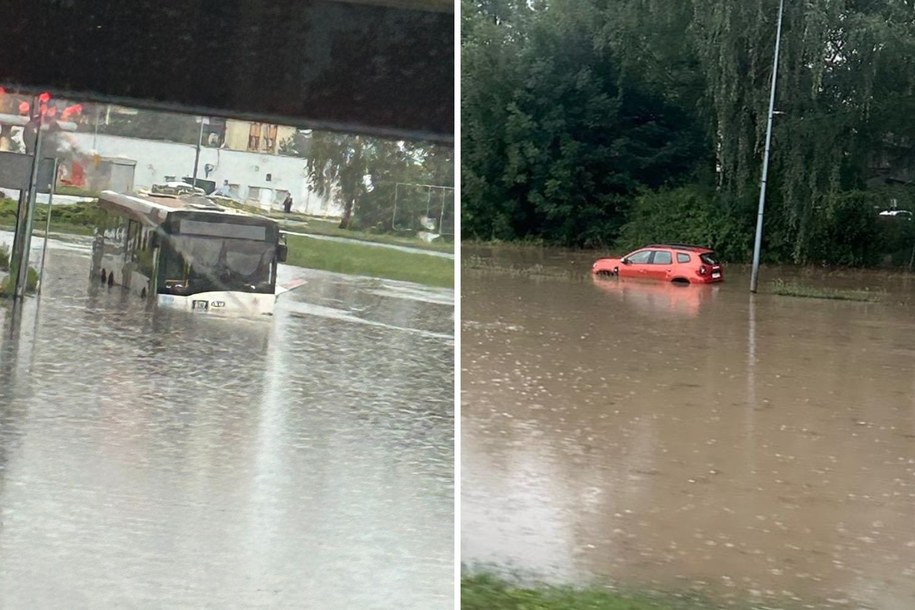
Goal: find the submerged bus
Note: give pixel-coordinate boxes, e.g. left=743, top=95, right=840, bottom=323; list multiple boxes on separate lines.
left=94, top=188, right=288, bottom=316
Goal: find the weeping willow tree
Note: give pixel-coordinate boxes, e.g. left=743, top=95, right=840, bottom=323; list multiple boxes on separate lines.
left=689, top=0, right=915, bottom=263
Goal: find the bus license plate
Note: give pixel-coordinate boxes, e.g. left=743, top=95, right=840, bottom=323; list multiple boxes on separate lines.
left=192, top=300, right=209, bottom=311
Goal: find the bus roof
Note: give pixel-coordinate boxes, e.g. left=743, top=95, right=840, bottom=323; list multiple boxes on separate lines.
left=98, top=190, right=270, bottom=228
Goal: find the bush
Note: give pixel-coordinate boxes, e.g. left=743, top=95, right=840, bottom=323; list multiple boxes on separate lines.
left=877, top=213, right=915, bottom=267
left=0, top=266, right=39, bottom=296
left=804, top=191, right=883, bottom=266
left=617, top=186, right=750, bottom=260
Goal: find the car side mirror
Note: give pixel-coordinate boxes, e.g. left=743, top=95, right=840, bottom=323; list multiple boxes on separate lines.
left=276, top=244, right=288, bottom=262
left=621, top=258, right=631, bottom=265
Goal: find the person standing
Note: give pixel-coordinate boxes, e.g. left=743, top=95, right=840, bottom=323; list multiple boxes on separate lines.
left=283, top=193, right=293, bottom=214
left=214, top=180, right=232, bottom=197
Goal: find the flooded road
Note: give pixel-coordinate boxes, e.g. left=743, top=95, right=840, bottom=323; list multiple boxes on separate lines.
left=462, top=254, right=915, bottom=609
left=0, top=235, right=453, bottom=608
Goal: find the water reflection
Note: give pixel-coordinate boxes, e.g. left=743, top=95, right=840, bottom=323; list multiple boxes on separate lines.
left=0, top=242, right=453, bottom=608
left=463, top=269, right=915, bottom=609
left=591, top=275, right=719, bottom=319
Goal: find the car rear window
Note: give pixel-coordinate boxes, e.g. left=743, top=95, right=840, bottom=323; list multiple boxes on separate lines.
left=700, top=252, right=719, bottom=265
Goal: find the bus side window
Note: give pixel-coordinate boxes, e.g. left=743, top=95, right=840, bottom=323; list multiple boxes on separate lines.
left=137, top=228, right=155, bottom=277
left=127, top=220, right=140, bottom=258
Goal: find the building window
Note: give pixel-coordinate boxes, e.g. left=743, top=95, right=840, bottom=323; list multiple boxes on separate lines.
left=248, top=122, right=261, bottom=151
left=263, top=124, right=278, bottom=152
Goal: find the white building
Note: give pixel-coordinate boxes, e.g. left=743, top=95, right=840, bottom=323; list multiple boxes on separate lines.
left=67, top=132, right=342, bottom=217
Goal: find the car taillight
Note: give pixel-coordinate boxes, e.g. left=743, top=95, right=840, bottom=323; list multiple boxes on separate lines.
left=698, top=265, right=707, bottom=275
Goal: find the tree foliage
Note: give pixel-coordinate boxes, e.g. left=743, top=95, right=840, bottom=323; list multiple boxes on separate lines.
left=462, top=0, right=915, bottom=265
left=306, top=133, right=453, bottom=231
left=462, top=0, right=709, bottom=247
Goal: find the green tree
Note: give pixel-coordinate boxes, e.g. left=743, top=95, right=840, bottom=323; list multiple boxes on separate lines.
left=462, top=0, right=708, bottom=246
left=278, top=131, right=313, bottom=157
left=690, top=0, right=915, bottom=263
left=305, top=133, right=452, bottom=231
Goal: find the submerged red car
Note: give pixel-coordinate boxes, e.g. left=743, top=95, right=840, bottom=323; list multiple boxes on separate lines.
left=592, top=244, right=723, bottom=284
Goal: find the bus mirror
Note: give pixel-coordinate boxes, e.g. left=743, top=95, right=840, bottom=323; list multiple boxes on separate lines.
left=277, top=244, right=288, bottom=262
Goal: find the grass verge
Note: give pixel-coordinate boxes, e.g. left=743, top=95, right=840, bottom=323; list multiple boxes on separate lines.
left=54, top=185, right=101, bottom=197
left=463, top=255, right=585, bottom=280
left=769, top=278, right=883, bottom=302
left=462, top=574, right=731, bottom=610
left=285, top=217, right=454, bottom=253
left=285, top=234, right=453, bottom=288
left=214, top=198, right=454, bottom=253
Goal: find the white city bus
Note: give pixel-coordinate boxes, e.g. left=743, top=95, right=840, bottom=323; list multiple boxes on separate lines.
left=94, top=187, right=288, bottom=316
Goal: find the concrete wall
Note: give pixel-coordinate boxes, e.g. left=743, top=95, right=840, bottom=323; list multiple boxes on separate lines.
left=67, top=132, right=342, bottom=217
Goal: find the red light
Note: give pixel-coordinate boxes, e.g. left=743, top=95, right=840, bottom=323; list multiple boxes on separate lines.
left=61, top=103, right=83, bottom=119
left=38, top=91, right=51, bottom=103
left=18, top=101, right=30, bottom=114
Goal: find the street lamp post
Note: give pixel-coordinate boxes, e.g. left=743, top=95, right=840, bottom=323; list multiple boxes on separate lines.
left=9, top=95, right=44, bottom=299
left=192, top=117, right=207, bottom=187
left=750, top=0, right=786, bottom=293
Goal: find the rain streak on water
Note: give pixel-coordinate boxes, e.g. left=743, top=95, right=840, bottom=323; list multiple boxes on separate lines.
left=0, top=234, right=454, bottom=608
left=462, top=248, right=915, bottom=610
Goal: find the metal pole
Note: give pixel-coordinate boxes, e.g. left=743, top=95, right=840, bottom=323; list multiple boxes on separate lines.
left=750, top=0, right=785, bottom=293
left=11, top=97, right=44, bottom=299
left=192, top=117, right=204, bottom=187
left=93, top=104, right=100, bottom=150
left=37, top=158, right=59, bottom=295
left=392, top=182, right=399, bottom=230
left=438, top=187, right=446, bottom=235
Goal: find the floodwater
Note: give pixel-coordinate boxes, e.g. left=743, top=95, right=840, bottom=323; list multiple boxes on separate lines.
left=462, top=250, right=915, bottom=609
left=0, top=233, right=454, bottom=608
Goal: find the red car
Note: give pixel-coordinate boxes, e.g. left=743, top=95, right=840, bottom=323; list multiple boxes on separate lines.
left=592, top=244, right=723, bottom=284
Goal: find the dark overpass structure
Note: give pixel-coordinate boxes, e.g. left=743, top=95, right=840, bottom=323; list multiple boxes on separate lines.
left=0, top=0, right=454, bottom=144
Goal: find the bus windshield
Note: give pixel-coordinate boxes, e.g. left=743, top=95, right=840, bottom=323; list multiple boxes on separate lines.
left=161, top=235, right=276, bottom=294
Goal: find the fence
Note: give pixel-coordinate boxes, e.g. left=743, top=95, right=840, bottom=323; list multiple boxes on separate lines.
left=390, top=183, right=454, bottom=237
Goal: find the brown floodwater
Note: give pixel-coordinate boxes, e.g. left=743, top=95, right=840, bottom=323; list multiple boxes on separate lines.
left=462, top=251, right=915, bottom=609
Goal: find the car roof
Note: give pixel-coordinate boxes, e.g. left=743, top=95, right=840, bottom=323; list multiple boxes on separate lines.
left=644, top=243, right=715, bottom=252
